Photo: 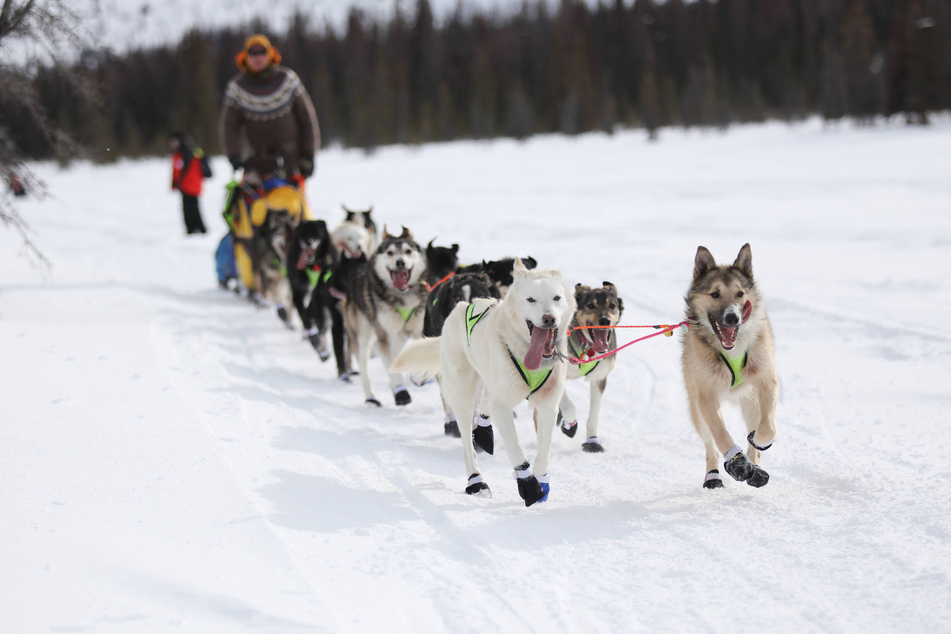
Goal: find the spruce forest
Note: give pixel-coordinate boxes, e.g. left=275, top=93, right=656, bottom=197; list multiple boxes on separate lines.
left=9, top=0, right=951, bottom=159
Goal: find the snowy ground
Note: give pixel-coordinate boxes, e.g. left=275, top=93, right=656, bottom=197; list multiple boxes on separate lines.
left=3, top=119, right=951, bottom=632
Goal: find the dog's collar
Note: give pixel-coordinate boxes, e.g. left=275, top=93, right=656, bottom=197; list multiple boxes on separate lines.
left=508, top=350, right=553, bottom=395
left=718, top=351, right=749, bottom=388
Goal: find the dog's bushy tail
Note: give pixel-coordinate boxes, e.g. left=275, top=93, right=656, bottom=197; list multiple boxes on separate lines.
left=391, top=337, right=442, bottom=382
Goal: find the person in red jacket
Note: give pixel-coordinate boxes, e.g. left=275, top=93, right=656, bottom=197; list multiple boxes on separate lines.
left=169, top=132, right=211, bottom=234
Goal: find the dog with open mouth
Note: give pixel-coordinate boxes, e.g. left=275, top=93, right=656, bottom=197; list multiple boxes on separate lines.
left=682, top=243, right=778, bottom=490
left=391, top=258, right=575, bottom=507
left=558, top=282, right=624, bottom=452
left=342, top=225, right=428, bottom=406
left=286, top=220, right=334, bottom=355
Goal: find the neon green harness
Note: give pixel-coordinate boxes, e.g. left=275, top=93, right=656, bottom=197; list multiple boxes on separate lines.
left=464, top=304, right=551, bottom=395
left=719, top=351, right=749, bottom=388
left=508, top=353, right=553, bottom=395
left=569, top=337, right=600, bottom=377
left=306, top=267, right=321, bottom=287
left=465, top=303, right=490, bottom=344
left=396, top=306, right=416, bottom=323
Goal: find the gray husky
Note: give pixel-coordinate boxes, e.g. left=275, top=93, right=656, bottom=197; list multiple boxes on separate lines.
left=343, top=226, right=428, bottom=406
left=682, top=244, right=778, bottom=489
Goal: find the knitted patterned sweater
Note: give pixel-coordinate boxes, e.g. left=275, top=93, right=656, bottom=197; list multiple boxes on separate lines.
left=220, top=65, right=320, bottom=176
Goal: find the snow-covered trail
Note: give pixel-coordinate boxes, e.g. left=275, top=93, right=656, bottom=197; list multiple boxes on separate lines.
left=3, top=119, right=951, bottom=632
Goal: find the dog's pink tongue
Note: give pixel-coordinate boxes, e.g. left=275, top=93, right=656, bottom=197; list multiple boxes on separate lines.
left=391, top=270, right=410, bottom=291
left=524, top=326, right=550, bottom=371
left=296, top=248, right=314, bottom=270
left=592, top=329, right=610, bottom=353
left=741, top=300, right=752, bottom=324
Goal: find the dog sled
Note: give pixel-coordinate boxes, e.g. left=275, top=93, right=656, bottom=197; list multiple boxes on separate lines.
left=221, top=172, right=313, bottom=294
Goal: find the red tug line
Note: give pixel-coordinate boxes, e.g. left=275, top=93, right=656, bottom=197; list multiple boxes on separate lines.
left=566, top=322, right=690, bottom=365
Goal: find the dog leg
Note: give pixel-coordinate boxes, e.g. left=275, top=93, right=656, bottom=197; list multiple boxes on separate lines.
left=331, top=308, right=348, bottom=376
left=749, top=376, right=779, bottom=451
left=558, top=390, right=579, bottom=439
left=692, top=391, right=758, bottom=484
left=380, top=332, right=411, bottom=406
left=444, top=371, right=484, bottom=494
left=582, top=378, right=607, bottom=452
left=355, top=328, right=379, bottom=406
left=532, top=397, right=558, bottom=500
left=437, top=378, right=460, bottom=436
left=739, top=395, right=771, bottom=487
left=492, top=402, right=544, bottom=506
left=473, top=384, right=493, bottom=449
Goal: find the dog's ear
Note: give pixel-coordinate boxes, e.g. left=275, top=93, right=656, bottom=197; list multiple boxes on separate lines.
left=400, top=225, right=412, bottom=240
left=381, top=224, right=393, bottom=240
left=342, top=204, right=355, bottom=221
left=733, top=243, right=753, bottom=278
left=513, top=256, right=530, bottom=277
left=694, top=246, right=717, bottom=280
left=616, top=296, right=624, bottom=316
left=602, top=281, right=617, bottom=294
left=523, top=256, right=537, bottom=270
left=574, top=284, right=590, bottom=300
left=427, top=238, right=435, bottom=251
left=451, top=244, right=459, bottom=254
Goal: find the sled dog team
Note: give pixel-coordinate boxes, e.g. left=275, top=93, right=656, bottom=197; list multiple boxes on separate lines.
left=255, top=207, right=778, bottom=507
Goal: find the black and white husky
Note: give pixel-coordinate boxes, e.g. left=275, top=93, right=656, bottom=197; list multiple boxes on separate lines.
left=392, top=258, right=575, bottom=507
left=286, top=220, right=333, bottom=355
left=342, top=226, right=428, bottom=406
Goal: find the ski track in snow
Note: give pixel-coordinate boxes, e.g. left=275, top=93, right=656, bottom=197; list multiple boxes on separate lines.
left=3, top=119, right=951, bottom=632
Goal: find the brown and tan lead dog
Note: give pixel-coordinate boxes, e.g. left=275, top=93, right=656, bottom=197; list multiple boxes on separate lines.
left=681, top=244, right=778, bottom=489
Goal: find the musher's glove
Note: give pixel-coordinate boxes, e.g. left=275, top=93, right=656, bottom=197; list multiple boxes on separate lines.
left=299, top=154, right=315, bottom=178
left=228, top=154, right=243, bottom=170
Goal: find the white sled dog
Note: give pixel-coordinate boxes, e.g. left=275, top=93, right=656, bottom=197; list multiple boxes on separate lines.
left=392, top=258, right=575, bottom=507
left=558, top=282, right=624, bottom=452
left=682, top=243, right=778, bottom=489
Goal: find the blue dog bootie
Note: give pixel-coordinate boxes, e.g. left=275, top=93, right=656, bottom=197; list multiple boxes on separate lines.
left=537, top=473, right=550, bottom=503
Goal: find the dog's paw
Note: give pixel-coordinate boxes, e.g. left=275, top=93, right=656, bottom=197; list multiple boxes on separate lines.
left=338, top=371, right=352, bottom=383
left=747, top=430, right=773, bottom=452
left=444, top=419, right=461, bottom=437
left=516, top=476, right=545, bottom=507
left=581, top=437, right=604, bottom=453
left=560, top=419, right=578, bottom=438
left=723, top=447, right=755, bottom=482
left=394, top=387, right=412, bottom=406
left=365, top=397, right=382, bottom=407
left=473, top=420, right=494, bottom=455
left=703, top=469, right=724, bottom=489
left=746, top=465, right=770, bottom=488
left=466, top=474, right=491, bottom=496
